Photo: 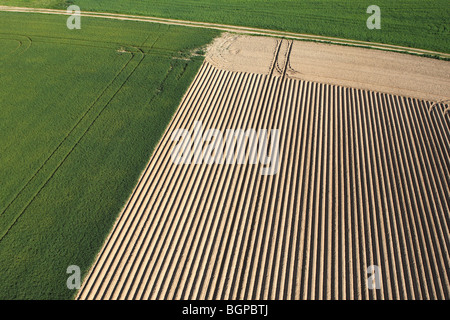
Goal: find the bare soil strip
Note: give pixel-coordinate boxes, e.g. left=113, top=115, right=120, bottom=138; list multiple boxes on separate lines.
left=1, top=6, right=450, bottom=60
left=206, top=34, right=450, bottom=101
left=77, top=61, right=449, bottom=299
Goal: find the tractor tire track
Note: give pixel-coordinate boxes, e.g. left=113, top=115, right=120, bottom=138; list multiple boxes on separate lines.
left=0, top=45, right=144, bottom=243
left=1, top=6, right=449, bottom=59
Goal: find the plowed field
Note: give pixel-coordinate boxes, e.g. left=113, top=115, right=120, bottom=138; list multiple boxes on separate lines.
left=78, top=54, right=450, bottom=299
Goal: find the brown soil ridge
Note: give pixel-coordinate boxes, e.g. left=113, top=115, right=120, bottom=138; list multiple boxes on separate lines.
left=1, top=5, right=450, bottom=60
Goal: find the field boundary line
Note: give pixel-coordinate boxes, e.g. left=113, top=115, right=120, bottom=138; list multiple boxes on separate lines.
left=0, top=6, right=449, bottom=59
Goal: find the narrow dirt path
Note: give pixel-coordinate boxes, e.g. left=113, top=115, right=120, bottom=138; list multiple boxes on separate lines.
left=1, top=5, right=449, bottom=59
left=205, top=33, right=450, bottom=101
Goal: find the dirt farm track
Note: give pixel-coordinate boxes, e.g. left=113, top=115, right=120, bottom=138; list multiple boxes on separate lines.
left=77, top=34, right=450, bottom=299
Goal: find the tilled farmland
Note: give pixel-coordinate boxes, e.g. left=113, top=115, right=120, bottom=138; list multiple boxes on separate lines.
left=78, top=52, right=449, bottom=299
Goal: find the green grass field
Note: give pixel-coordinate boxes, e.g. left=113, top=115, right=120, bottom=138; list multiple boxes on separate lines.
left=0, top=11, right=218, bottom=299
left=0, top=0, right=448, bottom=53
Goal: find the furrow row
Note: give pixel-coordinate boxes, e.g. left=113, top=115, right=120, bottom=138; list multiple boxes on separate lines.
left=77, top=62, right=450, bottom=300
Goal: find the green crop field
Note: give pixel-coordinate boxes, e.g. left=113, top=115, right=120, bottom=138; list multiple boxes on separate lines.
left=0, top=11, right=219, bottom=299
left=0, top=0, right=448, bottom=53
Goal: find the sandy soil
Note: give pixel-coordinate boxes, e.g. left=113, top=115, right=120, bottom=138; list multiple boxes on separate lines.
left=77, top=61, right=450, bottom=300
left=206, top=33, right=450, bottom=101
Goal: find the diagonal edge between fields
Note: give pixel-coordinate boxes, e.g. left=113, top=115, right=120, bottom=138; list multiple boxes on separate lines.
left=0, top=7, right=449, bottom=59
